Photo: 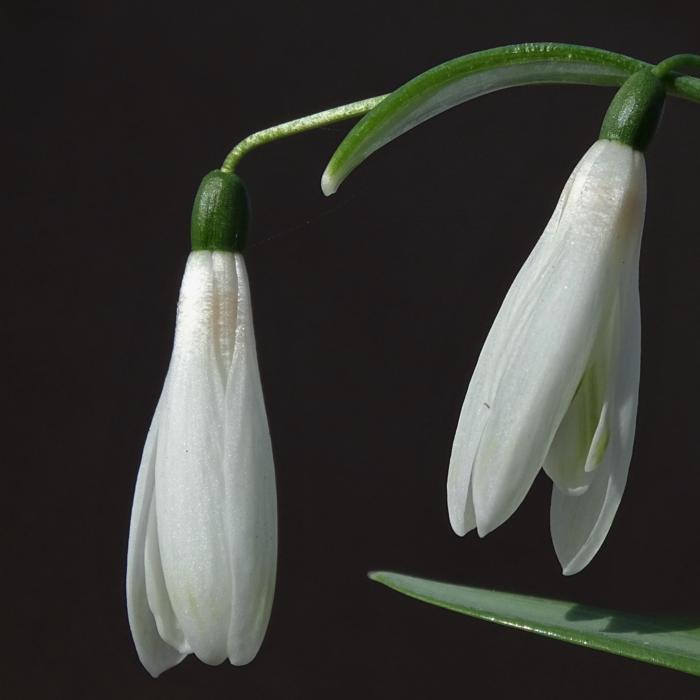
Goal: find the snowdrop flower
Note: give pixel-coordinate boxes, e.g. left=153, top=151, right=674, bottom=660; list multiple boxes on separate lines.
left=126, top=171, right=276, bottom=676
left=447, top=70, right=665, bottom=575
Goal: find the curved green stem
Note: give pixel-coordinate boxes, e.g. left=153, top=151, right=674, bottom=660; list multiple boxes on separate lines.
left=666, top=73, right=700, bottom=103
left=654, top=53, right=700, bottom=79
left=221, top=96, right=387, bottom=173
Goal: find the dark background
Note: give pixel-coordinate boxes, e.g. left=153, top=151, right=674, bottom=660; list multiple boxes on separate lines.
left=5, top=2, right=700, bottom=698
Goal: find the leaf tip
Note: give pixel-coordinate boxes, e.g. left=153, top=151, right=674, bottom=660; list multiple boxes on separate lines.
left=367, top=570, right=389, bottom=584
left=320, top=167, right=339, bottom=197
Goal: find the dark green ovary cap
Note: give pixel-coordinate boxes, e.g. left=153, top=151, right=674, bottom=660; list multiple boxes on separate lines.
left=191, top=170, right=250, bottom=252
left=599, top=69, right=666, bottom=152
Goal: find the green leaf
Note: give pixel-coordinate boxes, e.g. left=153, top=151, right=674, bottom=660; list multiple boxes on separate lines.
left=322, top=43, right=700, bottom=195
left=369, top=571, right=700, bottom=676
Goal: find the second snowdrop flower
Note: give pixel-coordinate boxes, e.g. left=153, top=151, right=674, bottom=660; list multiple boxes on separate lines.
left=126, top=171, right=277, bottom=676
left=447, top=70, right=665, bottom=575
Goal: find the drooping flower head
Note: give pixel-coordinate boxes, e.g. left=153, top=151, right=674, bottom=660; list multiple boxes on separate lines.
left=126, top=171, right=277, bottom=676
left=447, top=70, right=665, bottom=575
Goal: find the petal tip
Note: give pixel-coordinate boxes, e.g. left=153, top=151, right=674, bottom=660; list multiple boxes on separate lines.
left=448, top=515, right=470, bottom=537
left=227, top=651, right=258, bottom=667
left=138, top=648, right=187, bottom=678
left=227, top=636, right=265, bottom=667
left=475, top=522, right=494, bottom=539
left=474, top=501, right=505, bottom=539
left=447, top=491, right=476, bottom=536
left=554, top=539, right=591, bottom=576
left=558, top=550, right=592, bottom=577
left=561, top=561, right=581, bottom=577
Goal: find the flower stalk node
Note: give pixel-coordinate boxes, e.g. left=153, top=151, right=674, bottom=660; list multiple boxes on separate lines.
left=191, top=170, right=250, bottom=252
left=599, top=69, right=666, bottom=151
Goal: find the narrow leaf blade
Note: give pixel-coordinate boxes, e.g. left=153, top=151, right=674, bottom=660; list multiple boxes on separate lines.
left=370, top=571, right=700, bottom=676
left=321, top=43, right=649, bottom=195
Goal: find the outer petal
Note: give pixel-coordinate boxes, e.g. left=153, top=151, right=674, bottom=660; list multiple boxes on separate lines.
left=126, top=393, right=186, bottom=677
left=144, top=492, right=189, bottom=654
left=223, top=254, right=277, bottom=665
left=470, top=140, right=643, bottom=536
left=447, top=151, right=583, bottom=535
left=155, top=251, right=237, bottom=665
left=550, top=191, right=644, bottom=575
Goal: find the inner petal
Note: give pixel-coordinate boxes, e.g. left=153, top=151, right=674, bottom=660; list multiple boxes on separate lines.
left=543, top=310, right=614, bottom=494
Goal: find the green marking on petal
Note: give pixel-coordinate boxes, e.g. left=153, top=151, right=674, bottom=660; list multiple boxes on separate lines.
left=544, top=340, right=612, bottom=493
left=574, top=360, right=609, bottom=469
left=586, top=405, right=611, bottom=472
left=590, top=426, right=610, bottom=468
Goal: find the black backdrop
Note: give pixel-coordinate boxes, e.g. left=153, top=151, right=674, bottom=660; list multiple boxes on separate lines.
left=5, top=2, right=700, bottom=698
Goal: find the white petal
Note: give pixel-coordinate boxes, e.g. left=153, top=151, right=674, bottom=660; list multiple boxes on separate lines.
left=551, top=199, right=643, bottom=575
left=155, top=251, right=237, bottom=665
left=126, top=394, right=186, bottom=677
left=447, top=149, right=583, bottom=535
left=223, top=254, right=277, bottom=665
left=144, top=493, right=189, bottom=654
left=470, top=140, right=643, bottom=536
left=543, top=326, right=613, bottom=495
left=447, top=411, right=484, bottom=536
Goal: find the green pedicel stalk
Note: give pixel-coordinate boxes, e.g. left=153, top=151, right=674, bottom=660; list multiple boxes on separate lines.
left=653, top=53, right=700, bottom=80
left=192, top=97, right=386, bottom=252
left=221, top=96, right=388, bottom=174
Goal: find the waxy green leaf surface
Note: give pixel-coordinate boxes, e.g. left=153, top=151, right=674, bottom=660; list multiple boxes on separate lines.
left=322, top=43, right=700, bottom=195
left=370, top=571, right=700, bottom=677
